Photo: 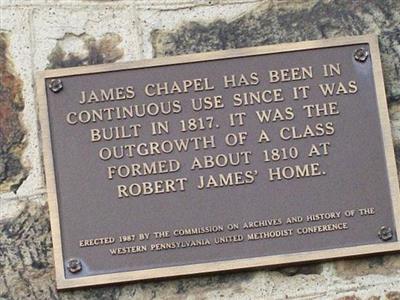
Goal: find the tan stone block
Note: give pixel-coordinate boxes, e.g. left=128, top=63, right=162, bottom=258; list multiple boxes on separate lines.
left=386, top=291, right=400, bottom=300
left=0, top=32, right=27, bottom=193
left=31, top=4, right=141, bottom=71
left=334, top=255, right=400, bottom=279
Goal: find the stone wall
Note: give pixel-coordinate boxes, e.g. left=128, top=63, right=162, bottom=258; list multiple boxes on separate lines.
left=1, top=0, right=400, bottom=299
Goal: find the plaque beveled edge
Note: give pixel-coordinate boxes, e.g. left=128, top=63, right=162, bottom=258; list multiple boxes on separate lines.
left=36, top=34, right=400, bottom=290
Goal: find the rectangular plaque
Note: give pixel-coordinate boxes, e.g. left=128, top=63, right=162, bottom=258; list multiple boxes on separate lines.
left=38, top=35, right=400, bottom=289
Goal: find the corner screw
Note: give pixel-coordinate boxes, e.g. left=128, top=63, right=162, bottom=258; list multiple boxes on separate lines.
left=378, top=226, right=393, bottom=241
left=48, top=79, right=63, bottom=93
left=354, top=48, right=369, bottom=63
left=67, top=258, right=82, bottom=273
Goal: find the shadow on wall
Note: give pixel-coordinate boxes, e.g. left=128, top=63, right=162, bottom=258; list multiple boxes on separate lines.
left=0, top=32, right=27, bottom=193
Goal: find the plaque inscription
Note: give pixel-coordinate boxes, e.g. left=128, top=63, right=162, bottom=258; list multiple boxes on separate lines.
left=38, top=35, right=400, bottom=289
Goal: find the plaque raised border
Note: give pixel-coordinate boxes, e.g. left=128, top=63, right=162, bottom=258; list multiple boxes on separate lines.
left=37, top=34, right=400, bottom=289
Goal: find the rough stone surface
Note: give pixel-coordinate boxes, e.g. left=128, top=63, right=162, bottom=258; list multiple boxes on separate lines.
left=386, top=292, right=400, bottom=300
left=0, top=200, right=54, bottom=299
left=1, top=0, right=400, bottom=299
left=47, top=33, right=124, bottom=69
left=336, top=296, right=362, bottom=300
left=0, top=7, right=45, bottom=203
left=335, top=255, right=400, bottom=279
left=0, top=32, right=27, bottom=193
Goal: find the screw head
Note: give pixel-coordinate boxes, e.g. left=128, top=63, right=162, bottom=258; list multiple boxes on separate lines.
left=354, top=48, right=369, bottom=63
left=67, top=258, right=82, bottom=273
left=378, top=226, right=393, bottom=241
left=48, top=79, right=63, bottom=93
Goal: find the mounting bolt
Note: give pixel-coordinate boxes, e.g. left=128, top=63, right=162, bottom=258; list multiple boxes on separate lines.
left=67, top=258, right=82, bottom=273
left=354, top=48, right=369, bottom=63
left=378, top=226, right=393, bottom=241
left=48, top=79, right=63, bottom=93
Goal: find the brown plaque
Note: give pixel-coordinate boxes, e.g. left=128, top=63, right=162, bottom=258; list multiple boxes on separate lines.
left=38, top=35, right=400, bottom=289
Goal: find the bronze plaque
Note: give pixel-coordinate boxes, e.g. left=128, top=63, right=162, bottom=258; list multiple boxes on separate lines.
left=38, top=35, right=400, bottom=289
